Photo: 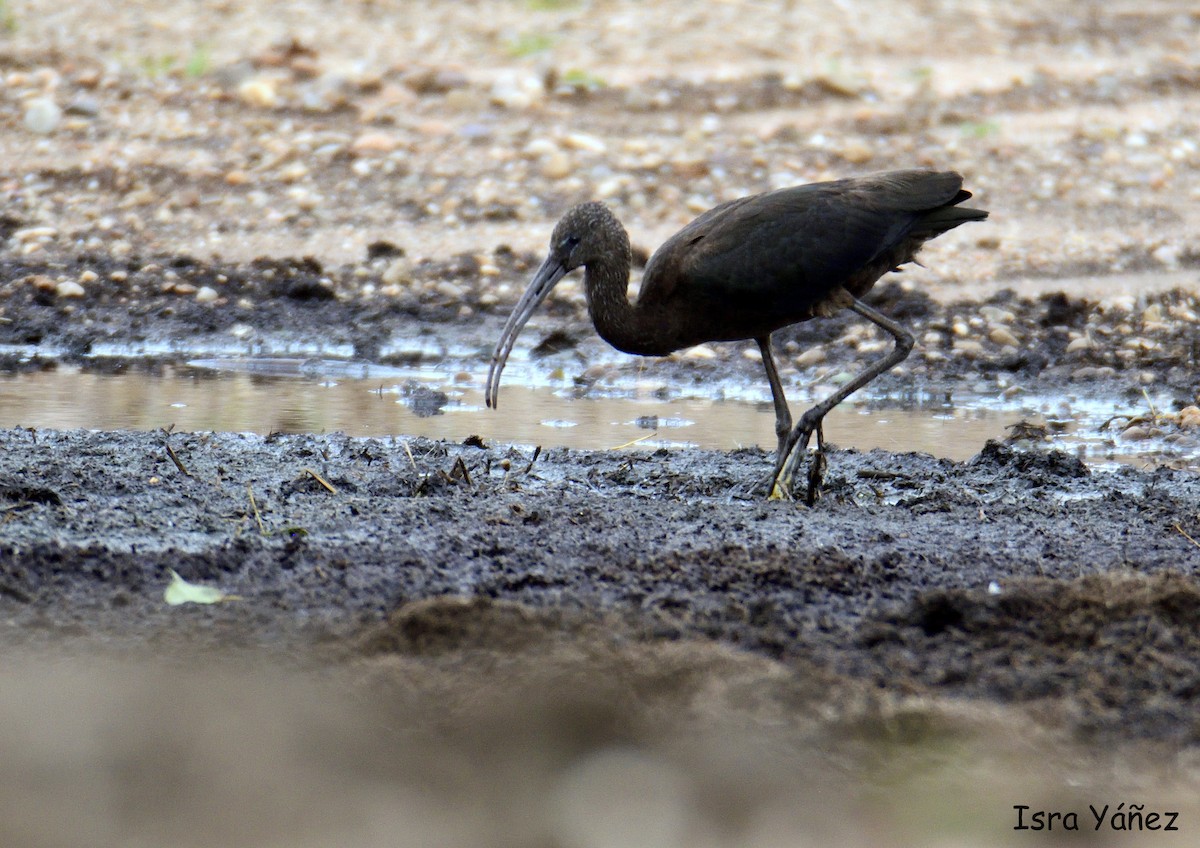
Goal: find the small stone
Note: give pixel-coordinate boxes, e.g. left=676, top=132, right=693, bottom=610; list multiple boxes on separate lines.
left=841, top=140, right=872, bottom=164
left=562, top=132, right=606, bottom=153
left=541, top=151, right=572, bottom=180
left=742, top=347, right=762, bottom=362
left=1120, top=424, right=1152, bottom=441
left=489, top=72, right=543, bottom=109
left=794, top=347, right=826, bottom=367
left=1065, top=336, right=1093, bottom=353
left=1141, top=303, right=1164, bottom=324
left=24, top=97, right=62, bottom=134
left=1178, top=406, right=1200, bottom=429
left=173, top=282, right=198, bottom=296
left=954, top=339, right=985, bottom=357
left=988, top=326, right=1020, bottom=347
left=56, top=280, right=86, bottom=298
left=1152, top=244, right=1180, bottom=268
left=79, top=270, right=99, bottom=284
left=279, top=162, right=309, bottom=182
left=1001, top=385, right=1023, bottom=400
left=979, top=305, right=1016, bottom=324
left=382, top=257, right=411, bottom=286
left=352, top=132, right=400, bottom=153
left=15, top=226, right=58, bottom=244
left=683, top=344, right=717, bottom=360
left=951, top=321, right=969, bottom=337
left=64, top=94, right=101, bottom=117
left=238, top=78, right=279, bottom=108
left=195, top=286, right=219, bottom=303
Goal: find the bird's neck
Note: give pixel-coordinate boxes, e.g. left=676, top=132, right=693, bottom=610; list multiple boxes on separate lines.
left=584, top=256, right=674, bottom=356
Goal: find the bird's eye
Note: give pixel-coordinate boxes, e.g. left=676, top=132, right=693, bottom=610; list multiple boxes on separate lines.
left=561, top=235, right=581, bottom=251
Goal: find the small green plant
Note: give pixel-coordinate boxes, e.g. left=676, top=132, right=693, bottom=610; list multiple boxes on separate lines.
left=960, top=120, right=1001, bottom=138
left=507, top=31, right=554, bottom=57
left=0, top=0, right=17, bottom=34
left=185, top=44, right=212, bottom=78
left=527, top=0, right=578, bottom=10
left=139, top=53, right=178, bottom=78
left=561, top=68, right=607, bottom=91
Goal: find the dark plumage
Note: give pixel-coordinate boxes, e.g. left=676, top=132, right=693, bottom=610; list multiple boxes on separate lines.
left=486, top=169, right=988, bottom=501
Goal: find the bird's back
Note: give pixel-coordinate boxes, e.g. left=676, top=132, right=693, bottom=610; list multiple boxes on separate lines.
left=638, top=170, right=987, bottom=347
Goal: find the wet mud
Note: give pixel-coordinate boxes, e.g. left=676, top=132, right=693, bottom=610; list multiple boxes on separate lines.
left=3, top=426, right=1199, bottom=749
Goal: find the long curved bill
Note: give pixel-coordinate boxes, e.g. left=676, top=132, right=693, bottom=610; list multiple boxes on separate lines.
left=485, top=254, right=568, bottom=409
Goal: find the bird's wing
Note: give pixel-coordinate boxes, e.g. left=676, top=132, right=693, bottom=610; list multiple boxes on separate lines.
left=639, top=171, right=965, bottom=315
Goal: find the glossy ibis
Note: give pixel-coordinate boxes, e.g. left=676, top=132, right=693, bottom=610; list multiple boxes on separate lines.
left=486, top=169, right=988, bottom=501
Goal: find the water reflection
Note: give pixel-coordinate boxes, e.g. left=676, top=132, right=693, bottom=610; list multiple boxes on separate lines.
left=0, top=361, right=1190, bottom=467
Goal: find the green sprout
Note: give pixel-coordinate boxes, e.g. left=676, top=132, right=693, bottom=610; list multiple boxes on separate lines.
left=185, top=44, right=212, bottom=78
left=960, top=120, right=1001, bottom=138
left=507, top=32, right=554, bottom=57
left=560, top=68, right=607, bottom=92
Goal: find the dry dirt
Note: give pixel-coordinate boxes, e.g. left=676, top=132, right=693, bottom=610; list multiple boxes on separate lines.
left=3, top=1, right=1200, bottom=846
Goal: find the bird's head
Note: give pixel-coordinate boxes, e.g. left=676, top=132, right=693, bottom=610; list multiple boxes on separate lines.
left=485, top=201, right=625, bottom=409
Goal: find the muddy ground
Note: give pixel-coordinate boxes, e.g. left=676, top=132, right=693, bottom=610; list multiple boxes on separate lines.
left=3, top=0, right=1200, bottom=845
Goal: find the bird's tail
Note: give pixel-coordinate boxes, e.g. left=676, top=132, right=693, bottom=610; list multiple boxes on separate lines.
left=912, top=192, right=989, bottom=238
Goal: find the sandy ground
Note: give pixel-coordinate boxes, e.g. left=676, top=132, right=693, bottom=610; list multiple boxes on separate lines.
left=3, top=1, right=1200, bottom=845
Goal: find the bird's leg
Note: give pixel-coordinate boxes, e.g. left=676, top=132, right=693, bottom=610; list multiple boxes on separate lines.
left=773, top=297, right=915, bottom=500
left=755, top=335, right=792, bottom=465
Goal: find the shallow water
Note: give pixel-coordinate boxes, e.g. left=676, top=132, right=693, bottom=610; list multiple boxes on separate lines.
left=1, top=359, right=1189, bottom=469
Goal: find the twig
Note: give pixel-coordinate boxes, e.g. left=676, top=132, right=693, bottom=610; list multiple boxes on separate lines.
left=246, top=483, right=267, bottom=535
left=165, top=442, right=192, bottom=477
left=303, top=467, right=337, bottom=494
left=523, top=445, right=542, bottom=474
left=402, top=440, right=417, bottom=470
left=1174, top=523, right=1200, bottom=550
left=609, top=431, right=657, bottom=450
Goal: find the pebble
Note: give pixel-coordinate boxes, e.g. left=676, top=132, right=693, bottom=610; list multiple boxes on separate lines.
left=382, top=257, right=412, bottom=286
left=741, top=347, right=762, bottom=362
left=64, top=94, right=101, bottom=117
left=238, top=78, right=279, bottom=108
left=1120, top=424, right=1153, bottom=441
left=794, top=347, right=826, bottom=367
left=1070, top=365, right=1117, bottom=380
left=56, top=280, right=86, bottom=298
left=24, top=97, right=62, bottom=134
left=541, top=151, right=572, bottom=180
left=563, top=132, right=606, bottom=153
left=15, top=226, right=58, bottom=243
left=988, top=326, right=1020, bottom=348
left=841, top=140, right=872, bottom=164
left=79, top=270, right=99, bottom=284
left=1152, top=244, right=1180, bottom=268
left=683, top=344, right=717, bottom=360
left=195, top=286, right=219, bottom=303
left=954, top=339, right=985, bottom=357
left=1065, top=336, right=1092, bottom=353
left=489, top=73, right=543, bottom=109
left=352, top=132, right=400, bottom=153
left=1179, top=406, right=1200, bottom=429
left=1141, top=303, right=1163, bottom=324
left=979, top=305, right=1016, bottom=324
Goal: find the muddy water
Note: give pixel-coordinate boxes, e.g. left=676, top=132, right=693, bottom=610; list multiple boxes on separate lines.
left=0, top=361, right=1177, bottom=467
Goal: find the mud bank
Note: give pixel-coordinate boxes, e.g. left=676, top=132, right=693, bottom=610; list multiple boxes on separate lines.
left=3, top=427, right=1199, bottom=748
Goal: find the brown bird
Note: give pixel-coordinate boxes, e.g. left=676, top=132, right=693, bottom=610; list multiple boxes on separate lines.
left=486, top=169, right=988, bottom=502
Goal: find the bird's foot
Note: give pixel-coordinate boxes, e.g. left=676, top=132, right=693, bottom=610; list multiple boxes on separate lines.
left=767, top=418, right=827, bottom=503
